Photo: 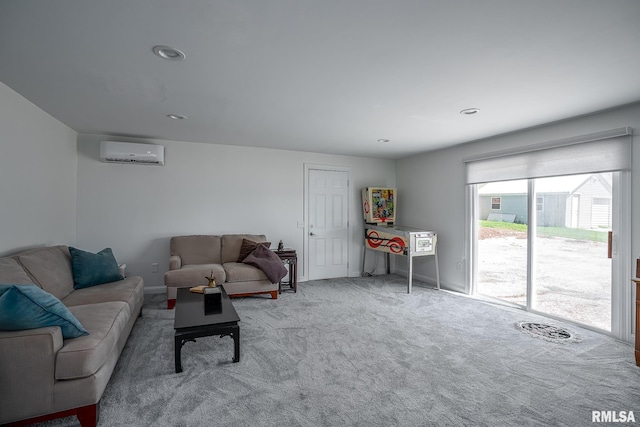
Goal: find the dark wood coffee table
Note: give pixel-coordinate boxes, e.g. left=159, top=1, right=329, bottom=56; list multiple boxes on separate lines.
left=174, top=286, right=240, bottom=373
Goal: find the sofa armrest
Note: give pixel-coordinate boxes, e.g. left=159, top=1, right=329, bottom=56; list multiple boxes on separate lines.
left=0, top=327, right=63, bottom=424
left=169, top=255, right=182, bottom=270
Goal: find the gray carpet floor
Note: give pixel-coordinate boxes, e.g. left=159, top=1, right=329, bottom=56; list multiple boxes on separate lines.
left=37, top=275, right=639, bottom=426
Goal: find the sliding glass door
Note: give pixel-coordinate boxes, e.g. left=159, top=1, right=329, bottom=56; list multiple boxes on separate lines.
left=476, top=179, right=528, bottom=306
left=465, top=128, right=632, bottom=340
left=477, top=174, right=613, bottom=331
left=532, top=174, right=612, bottom=331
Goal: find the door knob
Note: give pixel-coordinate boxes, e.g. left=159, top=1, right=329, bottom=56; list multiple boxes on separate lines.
left=310, top=232, right=316, bottom=236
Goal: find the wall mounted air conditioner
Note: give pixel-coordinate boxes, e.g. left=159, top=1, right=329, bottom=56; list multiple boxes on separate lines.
left=100, top=141, right=165, bottom=165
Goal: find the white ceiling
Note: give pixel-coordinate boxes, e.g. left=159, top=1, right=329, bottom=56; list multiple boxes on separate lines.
left=1, top=0, right=639, bottom=159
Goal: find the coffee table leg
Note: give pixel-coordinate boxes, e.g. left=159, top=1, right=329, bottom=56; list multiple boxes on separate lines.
left=233, top=326, right=240, bottom=363
left=174, top=335, right=183, bottom=373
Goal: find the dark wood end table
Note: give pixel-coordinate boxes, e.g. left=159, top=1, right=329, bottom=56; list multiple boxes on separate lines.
left=274, top=249, right=298, bottom=293
left=173, top=286, right=240, bottom=373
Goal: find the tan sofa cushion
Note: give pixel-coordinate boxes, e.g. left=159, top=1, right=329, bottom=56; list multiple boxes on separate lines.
left=56, top=302, right=130, bottom=380
left=164, top=264, right=226, bottom=288
left=16, top=246, right=74, bottom=300
left=221, top=234, right=268, bottom=264
left=0, top=258, right=35, bottom=285
left=62, top=277, right=144, bottom=315
left=170, top=235, right=221, bottom=266
left=223, top=262, right=269, bottom=283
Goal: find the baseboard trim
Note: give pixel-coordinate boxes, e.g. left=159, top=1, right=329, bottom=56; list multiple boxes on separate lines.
left=392, top=268, right=460, bottom=292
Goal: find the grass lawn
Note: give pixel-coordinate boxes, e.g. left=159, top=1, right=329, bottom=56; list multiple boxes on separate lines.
left=480, top=220, right=609, bottom=243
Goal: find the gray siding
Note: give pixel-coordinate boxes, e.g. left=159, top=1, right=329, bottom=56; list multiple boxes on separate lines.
left=537, top=193, right=568, bottom=227
left=480, top=194, right=528, bottom=224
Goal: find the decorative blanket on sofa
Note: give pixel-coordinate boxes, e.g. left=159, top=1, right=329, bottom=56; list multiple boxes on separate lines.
left=242, top=245, right=288, bottom=283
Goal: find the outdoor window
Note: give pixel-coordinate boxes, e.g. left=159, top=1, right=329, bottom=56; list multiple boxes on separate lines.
left=536, top=196, right=543, bottom=211
left=491, top=197, right=501, bottom=210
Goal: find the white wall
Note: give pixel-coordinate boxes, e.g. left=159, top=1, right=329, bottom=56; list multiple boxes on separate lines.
left=396, top=102, right=640, bottom=293
left=76, top=134, right=396, bottom=290
left=0, top=82, right=78, bottom=256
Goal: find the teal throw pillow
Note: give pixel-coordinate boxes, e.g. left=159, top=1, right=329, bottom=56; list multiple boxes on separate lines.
left=0, top=284, right=88, bottom=338
left=69, top=247, right=123, bottom=289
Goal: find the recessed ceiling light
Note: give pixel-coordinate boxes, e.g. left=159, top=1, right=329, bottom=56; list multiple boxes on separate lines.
left=460, top=108, right=480, bottom=115
left=167, top=114, right=186, bottom=120
left=152, top=45, right=186, bottom=61
left=377, top=139, right=391, bottom=143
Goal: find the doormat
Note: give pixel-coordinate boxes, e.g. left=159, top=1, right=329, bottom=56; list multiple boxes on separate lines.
left=516, top=321, right=582, bottom=343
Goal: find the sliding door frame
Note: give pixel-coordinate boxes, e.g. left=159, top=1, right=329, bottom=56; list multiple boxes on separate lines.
left=611, top=171, right=632, bottom=342
left=465, top=171, right=632, bottom=342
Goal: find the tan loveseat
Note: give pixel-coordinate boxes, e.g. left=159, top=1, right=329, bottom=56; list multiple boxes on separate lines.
left=164, top=234, right=279, bottom=309
left=0, top=245, right=144, bottom=427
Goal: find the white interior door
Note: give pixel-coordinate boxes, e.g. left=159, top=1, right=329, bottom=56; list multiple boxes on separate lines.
left=307, top=168, right=349, bottom=280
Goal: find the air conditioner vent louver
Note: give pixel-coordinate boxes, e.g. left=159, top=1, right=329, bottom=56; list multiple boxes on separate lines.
left=100, top=141, right=164, bottom=166
left=104, top=158, right=158, bottom=164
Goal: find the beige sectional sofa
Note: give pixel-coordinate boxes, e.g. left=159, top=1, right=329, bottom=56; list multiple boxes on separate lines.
left=0, top=245, right=144, bottom=427
left=164, top=234, right=279, bottom=309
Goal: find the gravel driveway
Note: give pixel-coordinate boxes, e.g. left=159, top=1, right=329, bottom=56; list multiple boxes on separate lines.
left=477, top=229, right=611, bottom=331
